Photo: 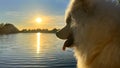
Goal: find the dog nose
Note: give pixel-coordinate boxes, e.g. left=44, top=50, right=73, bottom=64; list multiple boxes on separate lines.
left=56, top=29, right=68, bottom=39
left=56, top=31, right=60, bottom=38
left=56, top=31, right=65, bottom=39
left=56, top=25, right=72, bottom=39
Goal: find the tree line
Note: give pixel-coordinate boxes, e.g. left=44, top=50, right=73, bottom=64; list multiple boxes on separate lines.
left=0, top=23, right=59, bottom=34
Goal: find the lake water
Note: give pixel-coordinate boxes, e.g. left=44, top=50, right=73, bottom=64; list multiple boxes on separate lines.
left=0, top=33, right=76, bottom=68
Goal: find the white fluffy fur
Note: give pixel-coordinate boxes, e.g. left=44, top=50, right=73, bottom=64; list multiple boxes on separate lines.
left=66, top=0, right=120, bottom=68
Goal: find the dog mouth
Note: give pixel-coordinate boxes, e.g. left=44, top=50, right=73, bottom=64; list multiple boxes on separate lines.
left=62, top=34, right=74, bottom=51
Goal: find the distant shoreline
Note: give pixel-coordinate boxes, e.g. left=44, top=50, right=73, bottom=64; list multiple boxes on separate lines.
left=0, top=23, right=59, bottom=35
left=18, top=31, right=57, bottom=34
left=19, top=28, right=58, bottom=33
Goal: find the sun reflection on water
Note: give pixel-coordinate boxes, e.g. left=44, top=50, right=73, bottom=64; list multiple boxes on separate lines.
left=37, top=32, right=40, bottom=54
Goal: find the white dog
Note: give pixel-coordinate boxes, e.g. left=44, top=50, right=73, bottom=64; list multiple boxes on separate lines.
left=56, top=0, right=120, bottom=68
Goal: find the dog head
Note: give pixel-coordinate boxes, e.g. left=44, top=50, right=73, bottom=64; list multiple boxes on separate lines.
left=56, top=0, right=90, bottom=51
left=56, top=0, right=119, bottom=51
left=56, top=0, right=88, bottom=51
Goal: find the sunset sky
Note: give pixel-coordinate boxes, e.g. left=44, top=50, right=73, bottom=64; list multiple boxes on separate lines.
left=0, top=0, right=69, bottom=30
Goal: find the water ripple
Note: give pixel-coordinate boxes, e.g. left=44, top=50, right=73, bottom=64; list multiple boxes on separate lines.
left=0, top=33, right=76, bottom=68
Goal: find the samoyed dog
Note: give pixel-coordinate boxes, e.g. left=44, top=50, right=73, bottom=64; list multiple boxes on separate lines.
left=56, top=0, right=120, bottom=68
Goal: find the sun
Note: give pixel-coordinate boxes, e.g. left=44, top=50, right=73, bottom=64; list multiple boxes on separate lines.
left=36, top=17, right=42, bottom=23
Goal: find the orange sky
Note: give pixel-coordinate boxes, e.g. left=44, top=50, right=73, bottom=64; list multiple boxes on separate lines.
left=0, top=0, right=69, bottom=30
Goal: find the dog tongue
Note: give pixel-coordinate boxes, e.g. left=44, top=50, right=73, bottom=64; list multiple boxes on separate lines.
left=62, top=36, right=73, bottom=51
